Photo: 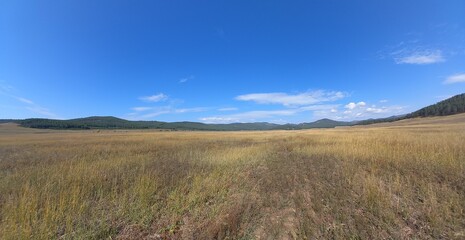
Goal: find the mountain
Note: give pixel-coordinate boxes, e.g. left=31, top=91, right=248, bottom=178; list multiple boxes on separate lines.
left=274, top=118, right=352, bottom=130
left=14, top=117, right=283, bottom=131
left=19, top=117, right=163, bottom=129
left=354, top=115, right=406, bottom=125
left=299, top=118, right=352, bottom=128
left=405, top=93, right=465, bottom=118
left=355, top=93, right=465, bottom=125
left=3, top=117, right=349, bottom=131
left=0, top=119, right=19, bottom=124
left=2, top=93, right=464, bottom=131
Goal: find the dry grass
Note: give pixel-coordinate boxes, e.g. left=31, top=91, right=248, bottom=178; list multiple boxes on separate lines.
left=1, top=114, right=465, bottom=239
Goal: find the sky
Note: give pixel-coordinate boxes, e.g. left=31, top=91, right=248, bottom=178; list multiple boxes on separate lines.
left=1, top=0, right=465, bottom=123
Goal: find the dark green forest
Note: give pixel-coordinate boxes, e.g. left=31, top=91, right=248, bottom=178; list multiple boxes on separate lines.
left=15, top=117, right=349, bottom=131
left=406, top=93, right=465, bottom=118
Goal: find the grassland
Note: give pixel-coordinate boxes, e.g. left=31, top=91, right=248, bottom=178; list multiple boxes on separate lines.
left=0, top=115, right=465, bottom=239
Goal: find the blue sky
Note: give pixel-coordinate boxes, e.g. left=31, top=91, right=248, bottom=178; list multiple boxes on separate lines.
left=1, top=0, right=465, bottom=123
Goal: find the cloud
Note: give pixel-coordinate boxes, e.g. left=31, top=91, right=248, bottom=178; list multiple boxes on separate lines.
left=200, top=104, right=339, bottom=123
left=443, top=73, right=465, bottom=84
left=298, top=104, right=340, bottom=111
left=394, top=50, right=445, bottom=65
left=25, top=106, right=57, bottom=118
left=15, top=97, right=34, bottom=105
left=174, top=107, right=208, bottom=113
left=22, top=99, right=58, bottom=118
left=381, top=41, right=447, bottom=65
left=0, top=83, right=14, bottom=93
left=129, top=106, right=209, bottom=119
left=132, top=107, right=152, bottom=112
left=139, top=93, right=168, bottom=102
left=140, top=111, right=171, bottom=119
left=365, top=107, right=385, bottom=113
left=200, top=110, right=297, bottom=123
left=345, top=101, right=366, bottom=110
left=315, top=101, right=406, bottom=120
left=341, top=101, right=401, bottom=118
left=199, top=117, right=235, bottom=123
left=0, top=84, right=58, bottom=118
left=235, top=90, right=346, bottom=106
left=179, top=75, right=194, bottom=83
left=218, top=107, right=238, bottom=111
left=379, top=99, right=388, bottom=103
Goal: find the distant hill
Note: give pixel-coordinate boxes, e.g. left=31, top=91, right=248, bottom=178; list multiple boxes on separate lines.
left=20, top=117, right=163, bottom=130
left=8, top=116, right=349, bottom=131
left=274, top=118, right=352, bottom=130
left=16, top=117, right=283, bottom=131
left=0, top=119, right=19, bottom=124
left=354, top=115, right=406, bottom=125
left=405, top=93, right=465, bottom=118
left=3, top=93, right=464, bottom=130
left=301, top=118, right=353, bottom=128
left=356, top=93, right=465, bottom=125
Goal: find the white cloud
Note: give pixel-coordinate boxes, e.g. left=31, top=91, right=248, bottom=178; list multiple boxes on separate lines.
left=179, top=75, right=194, bottom=83
left=174, top=107, right=208, bottom=113
left=235, top=90, right=346, bottom=106
left=299, top=104, right=340, bottom=111
left=140, top=111, right=171, bottom=119
left=443, top=73, right=465, bottom=84
left=200, top=104, right=339, bottom=123
left=315, top=101, right=406, bottom=121
left=25, top=106, right=57, bottom=118
left=130, top=106, right=209, bottom=119
left=218, top=107, right=238, bottom=111
left=343, top=101, right=400, bottom=116
left=395, top=50, right=445, bottom=64
left=139, top=93, right=168, bottom=102
left=132, top=107, right=152, bottom=112
left=200, top=110, right=296, bottom=123
left=381, top=41, right=447, bottom=65
left=15, top=97, right=34, bottom=105
left=200, top=117, right=235, bottom=123
left=345, top=101, right=366, bottom=110
left=379, top=99, right=388, bottom=103
left=0, top=82, right=59, bottom=118
left=346, top=105, right=404, bottom=119
left=366, top=107, right=385, bottom=113
left=345, top=103, right=356, bottom=109
left=231, top=110, right=296, bottom=118
left=0, top=83, right=14, bottom=93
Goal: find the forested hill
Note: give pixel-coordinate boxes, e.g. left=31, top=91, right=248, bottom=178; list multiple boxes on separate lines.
left=406, top=93, right=465, bottom=118
left=14, top=117, right=349, bottom=131
left=356, top=93, right=465, bottom=125
left=2, top=93, right=465, bottom=130
left=19, top=117, right=164, bottom=130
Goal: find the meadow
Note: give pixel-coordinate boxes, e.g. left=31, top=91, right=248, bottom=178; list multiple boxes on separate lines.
left=0, top=114, right=464, bottom=239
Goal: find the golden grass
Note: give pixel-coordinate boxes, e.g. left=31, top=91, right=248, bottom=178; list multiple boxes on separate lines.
left=0, top=115, right=465, bottom=239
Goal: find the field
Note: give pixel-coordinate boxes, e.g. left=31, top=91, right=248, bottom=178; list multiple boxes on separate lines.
left=1, top=115, right=465, bottom=239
